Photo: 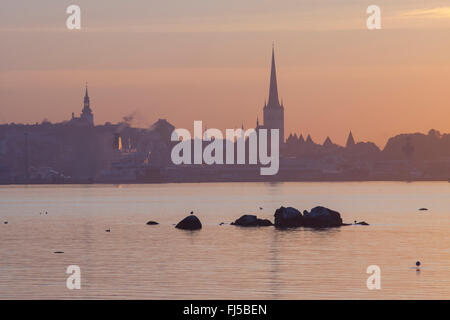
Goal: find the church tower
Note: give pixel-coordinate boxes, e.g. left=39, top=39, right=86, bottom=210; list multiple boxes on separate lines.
left=346, top=131, right=355, bottom=148
left=263, top=45, right=284, bottom=145
left=80, top=83, right=94, bottom=126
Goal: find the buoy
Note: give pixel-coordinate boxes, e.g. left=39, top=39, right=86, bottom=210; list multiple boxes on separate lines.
left=415, top=260, right=421, bottom=271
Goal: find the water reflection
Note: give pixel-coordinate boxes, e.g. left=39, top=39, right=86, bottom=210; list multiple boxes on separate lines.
left=1, top=182, right=450, bottom=299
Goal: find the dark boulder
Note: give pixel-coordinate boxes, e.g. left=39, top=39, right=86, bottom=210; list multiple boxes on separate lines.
left=232, top=214, right=257, bottom=226
left=256, top=219, right=273, bottom=226
left=231, top=214, right=273, bottom=227
left=146, top=221, right=159, bottom=225
left=418, top=208, right=428, bottom=211
left=175, top=215, right=202, bottom=230
left=355, top=221, right=369, bottom=226
left=274, top=206, right=303, bottom=228
left=303, top=206, right=343, bottom=228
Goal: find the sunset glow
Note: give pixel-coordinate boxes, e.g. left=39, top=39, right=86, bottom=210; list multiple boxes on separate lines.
left=1, top=1, right=450, bottom=147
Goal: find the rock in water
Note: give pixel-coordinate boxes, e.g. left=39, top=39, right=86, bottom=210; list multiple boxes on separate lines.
left=256, top=219, right=273, bottom=226
left=418, top=208, right=428, bottom=211
left=355, top=221, right=369, bottom=226
left=232, top=214, right=257, bottom=226
left=231, top=214, right=273, bottom=227
left=146, top=221, right=159, bottom=225
left=175, top=215, right=202, bottom=230
left=303, top=206, right=343, bottom=228
left=274, top=207, right=303, bottom=228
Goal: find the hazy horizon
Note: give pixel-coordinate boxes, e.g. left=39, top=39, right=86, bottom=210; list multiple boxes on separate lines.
left=1, top=0, right=450, bottom=147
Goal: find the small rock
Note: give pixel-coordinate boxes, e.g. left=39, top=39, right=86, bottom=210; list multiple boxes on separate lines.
left=231, top=214, right=273, bottom=227
left=54, top=251, right=64, bottom=254
left=4, top=221, right=8, bottom=224
left=175, top=215, right=202, bottom=230
left=418, top=208, right=428, bottom=211
left=146, top=221, right=159, bottom=225
left=354, top=221, right=369, bottom=226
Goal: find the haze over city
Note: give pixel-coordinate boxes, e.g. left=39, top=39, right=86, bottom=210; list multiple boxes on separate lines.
left=1, top=0, right=450, bottom=147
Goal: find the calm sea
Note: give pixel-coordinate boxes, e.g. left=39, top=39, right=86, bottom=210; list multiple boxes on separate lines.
left=0, top=182, right=449, bottom=299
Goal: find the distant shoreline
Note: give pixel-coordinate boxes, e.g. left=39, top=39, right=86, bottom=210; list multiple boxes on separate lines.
left=1, top=178, right=449, bottom=186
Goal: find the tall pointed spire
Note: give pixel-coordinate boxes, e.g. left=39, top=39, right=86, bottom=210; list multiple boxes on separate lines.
left=83, top=82, right=90, bottom=107
left=267, top=44, right=281, bottom=108
left=346, top=131, right=355, bottom=148
left=85, top=82, right=88, bottom=97
left=80, top=82, right=94, bottom=126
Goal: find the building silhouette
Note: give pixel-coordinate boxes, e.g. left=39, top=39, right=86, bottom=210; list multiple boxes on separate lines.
left=257, top=45, right=285, bottom=146
left=70, top=84, right=94, bottom=126
left=346, top=131, right=355, bottom=148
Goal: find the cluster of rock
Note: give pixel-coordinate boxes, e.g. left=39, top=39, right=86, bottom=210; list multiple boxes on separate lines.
left=231, top=206, right=349, bottom=228
left=274, top=206, right=343, bottom=228
left=148, top=206, right=368, bottom=231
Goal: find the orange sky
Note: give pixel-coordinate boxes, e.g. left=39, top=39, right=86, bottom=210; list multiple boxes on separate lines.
left=1, top=1, right=450, bottom=147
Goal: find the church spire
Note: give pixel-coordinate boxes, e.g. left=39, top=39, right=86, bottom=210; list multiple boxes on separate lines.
left=346, top=131, right=355, bottom=148
left=267, top=45, right=281, bottom=108
left=80, top=82, right=94, bottom=126
left=84, top=82, right=90, bottom=107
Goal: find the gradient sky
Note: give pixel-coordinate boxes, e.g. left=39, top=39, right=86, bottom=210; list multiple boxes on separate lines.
left=1, top=0, right=450, bottom=147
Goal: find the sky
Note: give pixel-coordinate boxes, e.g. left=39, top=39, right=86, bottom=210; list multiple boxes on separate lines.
left=1, top=0, right=450, bottom=147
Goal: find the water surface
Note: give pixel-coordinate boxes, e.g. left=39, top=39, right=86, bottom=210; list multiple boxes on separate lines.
left=0, top=182, right=449, bottom=299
